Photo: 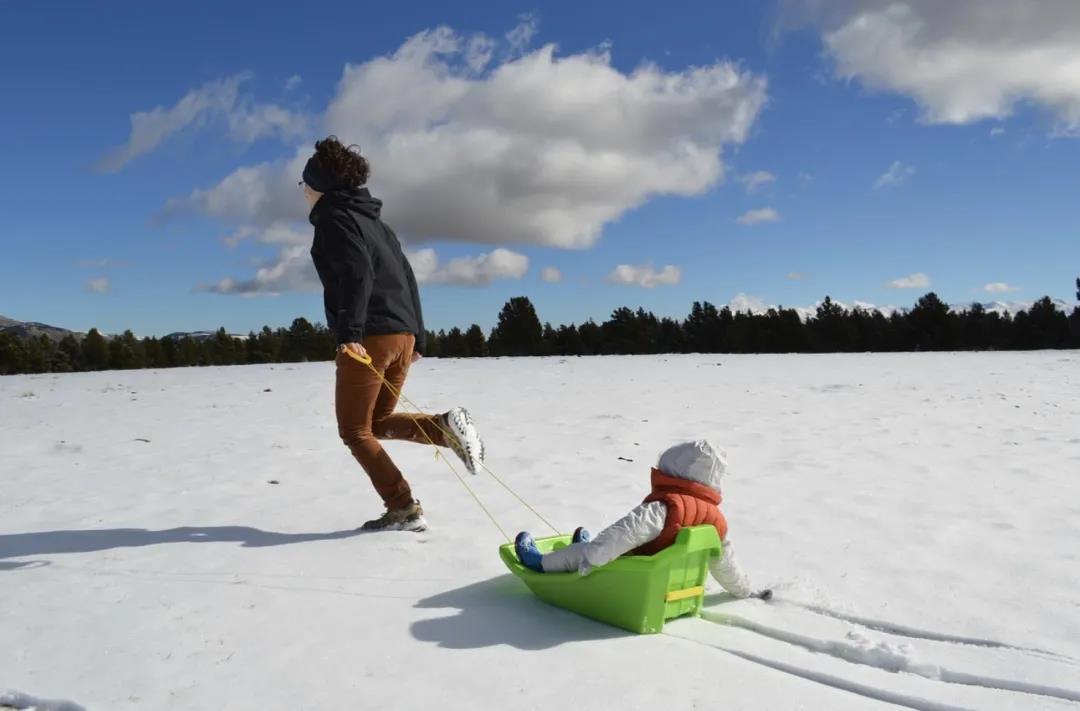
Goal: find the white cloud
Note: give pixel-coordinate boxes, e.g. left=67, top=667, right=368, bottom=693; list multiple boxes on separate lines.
left=220, top=221, right=310, bottom=249
left=284, top=74, right=302, bottom=91
left=739, top=170, right=776, bottom=193
left=786, top=1, right=1080, bottom=131
left=506, top=15, right=539, bottom=57
left=984, top=282, right=1019, bottom=293
left=541, top=266, right=563, bottom=283
left=729, top=292, right=769, bottom=314
left=228, top=103, right=308, bottom=143
left=606, top=264, right=682, bottom=288
left=989, top=126, right=1006, bottom=136
left=873, top=160, right=915, bottom=190
left=168, top=24, right=767, bottom=255
left=736, top=207, right=780, bottom=225
left=407, top=248, right=529, bottom=287
left=101, top=73, right=308, bottom=172
left=888, top=272, right=931, bottom=289
left=797, top=171, right=814, bottom=184
left=466, top=35, right=496, bottom=72
left=786, top=271, right=806, bottom=280
left=203, top=242, right=526, bottom=294
left=199, top=245, right=318, bottom=295
left=85, top=277, right=111, bottom=294
left=163, top=148, right=311, bottom=228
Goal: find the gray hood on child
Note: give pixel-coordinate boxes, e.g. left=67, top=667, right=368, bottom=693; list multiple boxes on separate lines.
left=656, top=440, right=728, bottom=492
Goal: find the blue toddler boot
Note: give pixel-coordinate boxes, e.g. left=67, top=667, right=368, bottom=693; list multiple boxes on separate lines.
left=515, top=532, right=544, bottom=572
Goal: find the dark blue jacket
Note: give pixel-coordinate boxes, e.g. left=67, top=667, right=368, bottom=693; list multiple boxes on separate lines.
left=309, top=188, right=426, bottom=352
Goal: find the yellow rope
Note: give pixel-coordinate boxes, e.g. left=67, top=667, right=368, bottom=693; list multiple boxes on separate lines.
left=344, top=348, right=556, bottom=540
left=477, top=460, right=561, bottom=535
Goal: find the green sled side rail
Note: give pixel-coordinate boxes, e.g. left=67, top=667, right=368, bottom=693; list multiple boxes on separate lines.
left=499, top=525, right=723, bottom=634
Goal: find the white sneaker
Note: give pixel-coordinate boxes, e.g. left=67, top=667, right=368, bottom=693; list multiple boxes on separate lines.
left=444, top=407, right=485, bottom=475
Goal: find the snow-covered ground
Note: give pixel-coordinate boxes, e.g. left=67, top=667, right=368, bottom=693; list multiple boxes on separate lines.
left=2, top=352, right=1079, bottom=710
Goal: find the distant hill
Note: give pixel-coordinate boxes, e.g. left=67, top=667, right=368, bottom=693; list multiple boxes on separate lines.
left=163, top=331, right=248, bottom=341
left=0, top=318, right=248, bottom=343
left=0, top=315, right=80, bottom=342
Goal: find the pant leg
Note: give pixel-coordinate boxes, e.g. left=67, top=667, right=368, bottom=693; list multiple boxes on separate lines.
left=540, top=541, right=593, bottom=573
left=369, top=334, right=450, bottom=447
left=335, top=336, right=413, bottom=510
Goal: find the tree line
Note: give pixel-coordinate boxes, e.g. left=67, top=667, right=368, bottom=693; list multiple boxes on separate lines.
left=1, top=291, right=1078, bottom=375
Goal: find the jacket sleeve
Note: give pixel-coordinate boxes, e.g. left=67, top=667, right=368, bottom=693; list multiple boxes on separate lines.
left=402, top=252, right=426, bottom=354
left=311, top=240, right=338, bottom=334
left=709, top=539, right=753, bottom=598
left=581, top=501, right=667, bottom=570
left=321, top=214, right=374, bottom=345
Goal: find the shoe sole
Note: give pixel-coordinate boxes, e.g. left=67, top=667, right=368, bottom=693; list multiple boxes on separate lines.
left=447, top=408, right=485, bottom=475
left=359, top=516, right=428, bottom=533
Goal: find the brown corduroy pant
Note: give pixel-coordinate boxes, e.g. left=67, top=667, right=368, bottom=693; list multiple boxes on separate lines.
left=335, top=334, right=449, bottom=510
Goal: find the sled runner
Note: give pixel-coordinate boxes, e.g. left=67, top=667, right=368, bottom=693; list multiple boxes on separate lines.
left=499, top=525, right=722, bottom=634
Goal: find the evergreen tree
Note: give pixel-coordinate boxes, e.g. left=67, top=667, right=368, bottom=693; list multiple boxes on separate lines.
left=465, top=324, right=487, bottom=357
left=577, top=319, right=603, bottom=355
left=960, top=303, right=990, bottom=350
left=43, top=335, right=72, bottom=372
left=58, top=334, right=84, bottom=371
left=554, top=324, right=584, bottom=355
left=0, top=333, right=25, bottom=375
left=810, top=297, right=850, bottom=352
left=1025, top=296, right=1068, bottom=349
left=601, top=307, right=641, bottom=354
left=21, top=336, right=47, bottom=373
left=178, top=336, right=201, bottom=366
left=252, top=326, right=282, bottom=364
left=656, top=317, right=686, bottom=354
left=907, top=292, right=953, bottom=350
left=441, top=327, right=469, bottom=357
left=83, top=328, right=109, bottom=370
left=207, top=328, right=239, bottom=365
left=685, top=301, right=722, bottom=352
left=770, top=308, right=808, bottom=353
left=108, top=330, right=144, bottom=369
left=142, top=337, right=165, bottom=368
left=424, top=330, right=442, bottom=358
left=490, top=297, right=543, bottom=356
left=1068, top=307, right=1080, bottom=348
left=282, top=318, right=316, bottom=362
left=161, top=335, right=180, bottom=367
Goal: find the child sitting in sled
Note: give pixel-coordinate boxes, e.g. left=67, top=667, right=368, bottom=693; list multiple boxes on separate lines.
left=515, top=440, right=766, bottom=599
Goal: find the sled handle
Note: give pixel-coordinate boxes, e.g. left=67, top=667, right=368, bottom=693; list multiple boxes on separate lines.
left=343, top=349, right=373, bottom=366
left=665, top=585, right=705, bottom=603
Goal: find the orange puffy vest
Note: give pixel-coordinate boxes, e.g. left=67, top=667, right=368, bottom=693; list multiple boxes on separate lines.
left=629, top=468, right=728, bottom=556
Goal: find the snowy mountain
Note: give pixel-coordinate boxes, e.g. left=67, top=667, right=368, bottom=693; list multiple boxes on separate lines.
left=0, top=315, right=79, bottom=342
left=162, top=331, right=248, bottom=341
left=970, top=298, right=1072, bottom=316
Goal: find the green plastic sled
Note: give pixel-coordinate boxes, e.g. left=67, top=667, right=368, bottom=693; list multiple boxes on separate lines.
left=499, top=525, right=722, bottom=634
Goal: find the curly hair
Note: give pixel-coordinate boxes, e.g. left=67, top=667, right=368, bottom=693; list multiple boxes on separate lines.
left=312, top=136, right=371, bottom=187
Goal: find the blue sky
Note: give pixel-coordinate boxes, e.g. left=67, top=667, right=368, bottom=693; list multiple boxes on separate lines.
left=2, top=0, right=1078, bottom=336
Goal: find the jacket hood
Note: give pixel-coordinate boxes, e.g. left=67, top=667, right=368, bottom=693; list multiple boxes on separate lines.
left=656, top=440, right=728, bottom=492
left=309, top=187, right=382, bottom=225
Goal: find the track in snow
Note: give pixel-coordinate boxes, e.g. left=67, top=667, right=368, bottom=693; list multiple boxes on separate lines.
left=664, top=597, right=1080, bottom=710
left=699, top=609, right=1080, bottom=704
left=781, top=599, right=1080, bottom=666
